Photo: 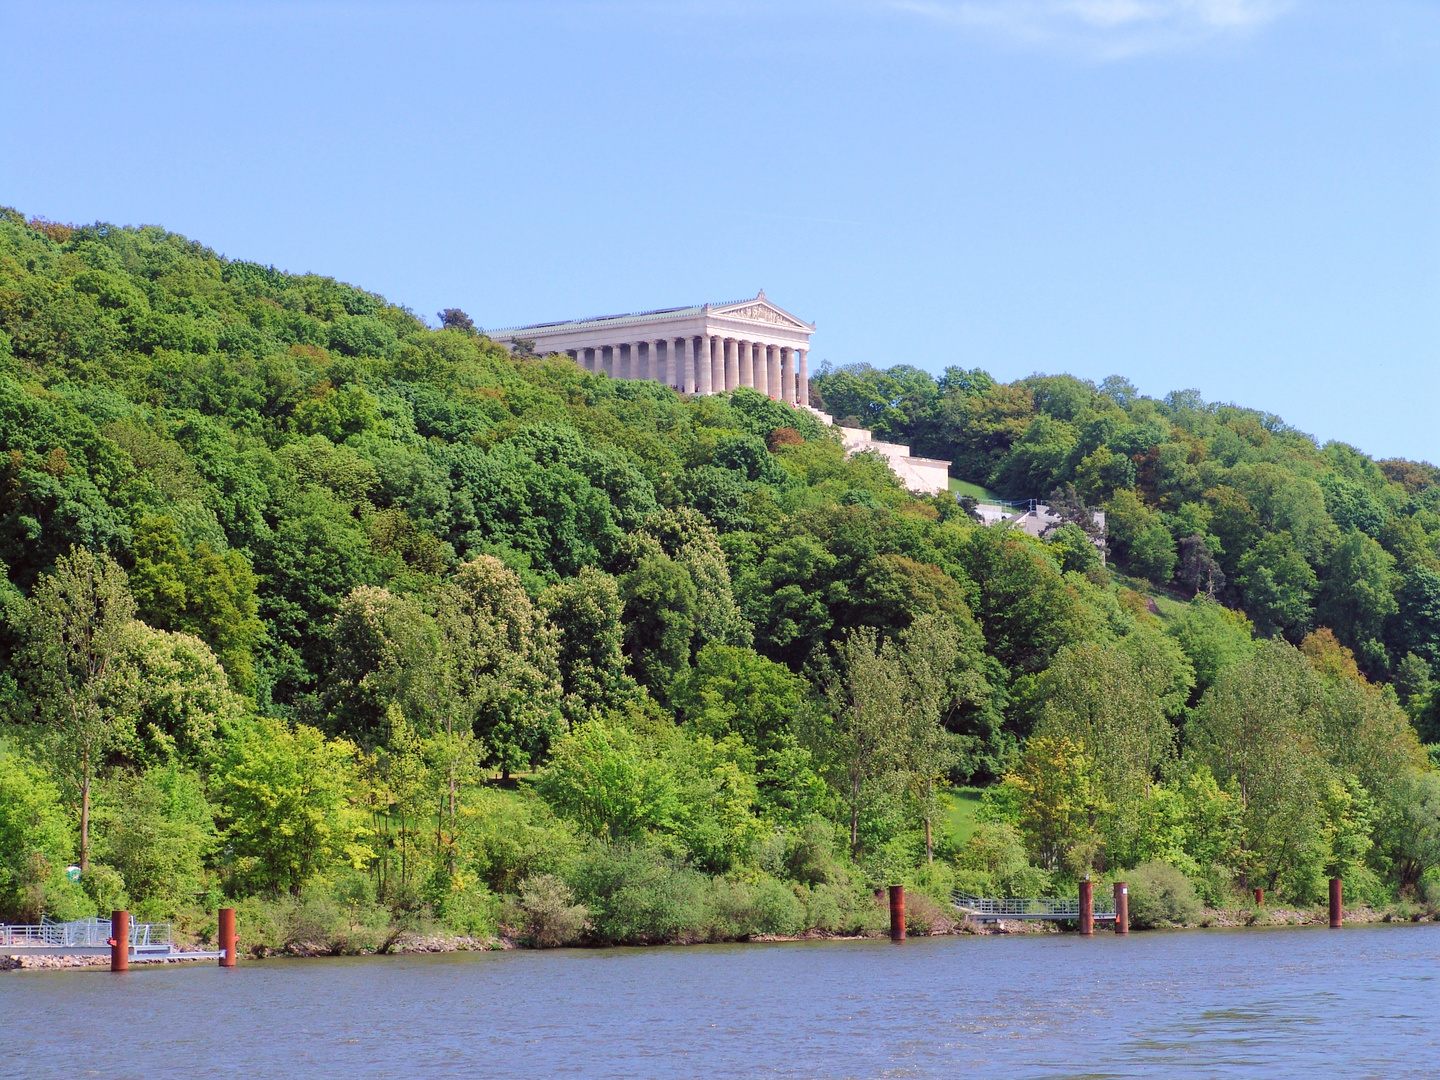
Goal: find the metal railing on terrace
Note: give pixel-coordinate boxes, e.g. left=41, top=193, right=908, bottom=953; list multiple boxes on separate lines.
left=952, top=895, right=1116, bottom=920
left=0, top=916, right=172, bottom=949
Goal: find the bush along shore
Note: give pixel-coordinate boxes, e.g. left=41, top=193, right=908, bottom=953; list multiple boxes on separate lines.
left=3, top=212, right=1440, bottom=954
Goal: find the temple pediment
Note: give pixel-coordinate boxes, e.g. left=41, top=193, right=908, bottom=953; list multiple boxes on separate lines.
left=711, top=293, right=814, bottom=331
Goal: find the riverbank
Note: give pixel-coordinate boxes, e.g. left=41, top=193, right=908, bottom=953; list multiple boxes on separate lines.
left=7, top=902, right=1433, bottom=970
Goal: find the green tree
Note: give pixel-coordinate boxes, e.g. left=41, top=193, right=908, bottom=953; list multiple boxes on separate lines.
left=541, top=568, right=639, bottom=722
left=1316, top=529, right=1397, bottom=671
left=620, top=554, right=697, bottom=701
left=1237, top=532, right=1317, bottom=641
left=535, top=720, right=680, bottom=842
left=1030, top=641, right=1177, bottom=868
left=214, top=718, right=370, bottom=895
left=0, top=743, right=93, bottom=921
left=22, top=548, right=139, bottom=872
left=818, top=626, right=908, bottom=855
left=128, top=515, right=265, bottom=691
left=124, top=623, right=245, bottom=766
left=97, top=765, right=215, bottom=919
left=440, top=555, right=562, bottom=777
left=1186, top=640, right=1331, bottom=896
left=1166, top=598, right=1255, bottom=700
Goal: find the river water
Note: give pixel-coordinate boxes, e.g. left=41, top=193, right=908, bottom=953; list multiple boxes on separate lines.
left=7, top=924, right=1439, bottom=1079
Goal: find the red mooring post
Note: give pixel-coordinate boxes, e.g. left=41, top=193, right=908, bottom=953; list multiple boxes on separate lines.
left=888, top=884, right=906, bottom=942
left=1329, top=877, right=1343, bottom=928
left=110, top=910, right=129, bottom=972
left=218, top=907, right=236, bottom=968
left=1254, top=887, right=1264, bottom=907
left=1079, top=879, right=1094, bottom=936
left=1113, top=881, right=1129, bottom=935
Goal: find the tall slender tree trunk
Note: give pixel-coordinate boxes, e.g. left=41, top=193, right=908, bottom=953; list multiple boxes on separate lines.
left=79, top=761, right=91, bottom=874
left=925, top=778, right=934, bottom=863
left=850, top=773, right=861, bottom=854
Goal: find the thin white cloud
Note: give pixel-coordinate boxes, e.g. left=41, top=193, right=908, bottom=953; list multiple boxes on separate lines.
left=892, top=0, right=1295, bottom=58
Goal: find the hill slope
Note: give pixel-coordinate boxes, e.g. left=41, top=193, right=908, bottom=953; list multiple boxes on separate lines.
left=1, top=210, right=1436, bottom=943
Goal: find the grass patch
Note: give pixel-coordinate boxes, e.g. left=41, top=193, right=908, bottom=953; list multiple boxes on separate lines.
left=940, top=786, right=986, bottom=849
left=949, top=478, right=1005, bottom=503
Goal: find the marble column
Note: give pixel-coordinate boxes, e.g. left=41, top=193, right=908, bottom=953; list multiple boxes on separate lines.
left=681, top=338, right=696, bottom=394
left=739, top=340, right=754, bottom=389
left=723, top=338, right=738, bottom=391
left=709, top=336, right=724, bottom=394
left=798, top=348, right=809, bottom=406
left=696, top=336, right=712, bottom=395
left=754, top=343, right=768, bottom=397
left=657, top=340, right=669, bottom=386
left=781, top=347, right=794, bottom=403
left=767, top=345, right=781, bottom=400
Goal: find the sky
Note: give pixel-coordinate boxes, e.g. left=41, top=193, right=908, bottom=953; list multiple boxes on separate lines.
left=1, top=1, right=1437, bottom=461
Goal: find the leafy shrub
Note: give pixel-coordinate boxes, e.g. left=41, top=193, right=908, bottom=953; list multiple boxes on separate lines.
left=706, top=874, right=804, bottom=937
left=904, top=892, right=955, bottom=935
left=234, top=885, right=396, bottom=956
left=1126, top=862, right=1201, bottom=928
left=0, top=745, right=93, bottom=922
left=1185, top=862, right=1236, bottom=908
left=82, top=864, right=129, bottom=916
left=563, top=842, right=709, bottom=944
left=1421, top=866, right=1440, bottom=909
left=956, top=822, right=1052, bottom=898
left=429, top=872, right=499, bottom=937
left=907, top=859, right=955, bottom=904
left=508, top=874, right=587, bottom=947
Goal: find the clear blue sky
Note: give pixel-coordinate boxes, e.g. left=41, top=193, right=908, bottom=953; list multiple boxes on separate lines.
left=2, top=1, right=1437, bottom=461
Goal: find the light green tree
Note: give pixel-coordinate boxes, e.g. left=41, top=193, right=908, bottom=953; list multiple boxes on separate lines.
left=1031, top=640, right=1177, bottom=867
left=214, top=718, right=370, bottom=895
left=23, top=548, right=139, bottom=873
left=819, top=626, right=909, bottom=855
left=1186, top=640, right=1331, bottom=895
left=0, top=744, right=93, bottom=921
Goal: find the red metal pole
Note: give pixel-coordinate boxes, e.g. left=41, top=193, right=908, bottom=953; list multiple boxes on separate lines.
left=1254, top=887, right=1264, bottom=907
left=110, top=910, right=128, bottom=972
left=1079, top=879, right=1093, bottom=936
left=888, top=884, right=905, bottom=942
left=218, top=907, right=236, bottom=968
left=1329, top=877, right=1343, bottom=928
left=1113, top=882, right=1128, bottom=935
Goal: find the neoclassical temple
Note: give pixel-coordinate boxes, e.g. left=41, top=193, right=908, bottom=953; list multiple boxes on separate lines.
left=484, top=292, right=952, bottom=495
left=482, top=291, right=814, bottom=405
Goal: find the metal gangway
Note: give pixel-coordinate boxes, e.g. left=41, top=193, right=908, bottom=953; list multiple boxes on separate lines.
left=0, top=915, right=193, bottom=957
left=952, top=894, right=1116, bottom=923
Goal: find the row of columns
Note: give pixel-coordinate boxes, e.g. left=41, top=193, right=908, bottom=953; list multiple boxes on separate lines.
left=569, top=336, right=809, bottom=405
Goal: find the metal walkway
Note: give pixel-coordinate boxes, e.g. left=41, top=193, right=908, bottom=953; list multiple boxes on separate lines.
left=952, top=894, right=1117, bottom=922
left=0, top=916, right=220, bottom=959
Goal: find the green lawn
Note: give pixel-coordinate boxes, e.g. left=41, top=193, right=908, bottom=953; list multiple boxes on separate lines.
left=949, top=478, right=1005, bottom=503
left=939, top=786, right=986, bottom=849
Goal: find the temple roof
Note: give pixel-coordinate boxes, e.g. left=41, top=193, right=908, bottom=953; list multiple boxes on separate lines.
left=483, top=291, right=813, bottom=337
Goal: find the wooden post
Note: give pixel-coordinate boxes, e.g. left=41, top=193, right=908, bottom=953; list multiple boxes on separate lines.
left=218, top=907, right=236, bottom=968
left=110, top=910, right=128, bottom=972
left=888, top=884, right=905, bottom=942
left=1329, top=877, right=1343, bottom=928
left=1079, top=879, right=1094, bottom=936
left=1254, top=887, right=1264, bottom=907
left=1113, top=882, right=1128, bottom=935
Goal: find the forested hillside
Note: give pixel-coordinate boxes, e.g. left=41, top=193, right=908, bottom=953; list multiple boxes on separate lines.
left=1, top=210, right=1437, bottom=949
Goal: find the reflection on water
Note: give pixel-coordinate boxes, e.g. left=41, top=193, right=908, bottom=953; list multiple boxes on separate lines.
left=5, top=924, right=1438, bottom=1079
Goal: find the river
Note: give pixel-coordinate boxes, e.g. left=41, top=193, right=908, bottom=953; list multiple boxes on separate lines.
left=7, top=923, right=1439, bottom=1079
